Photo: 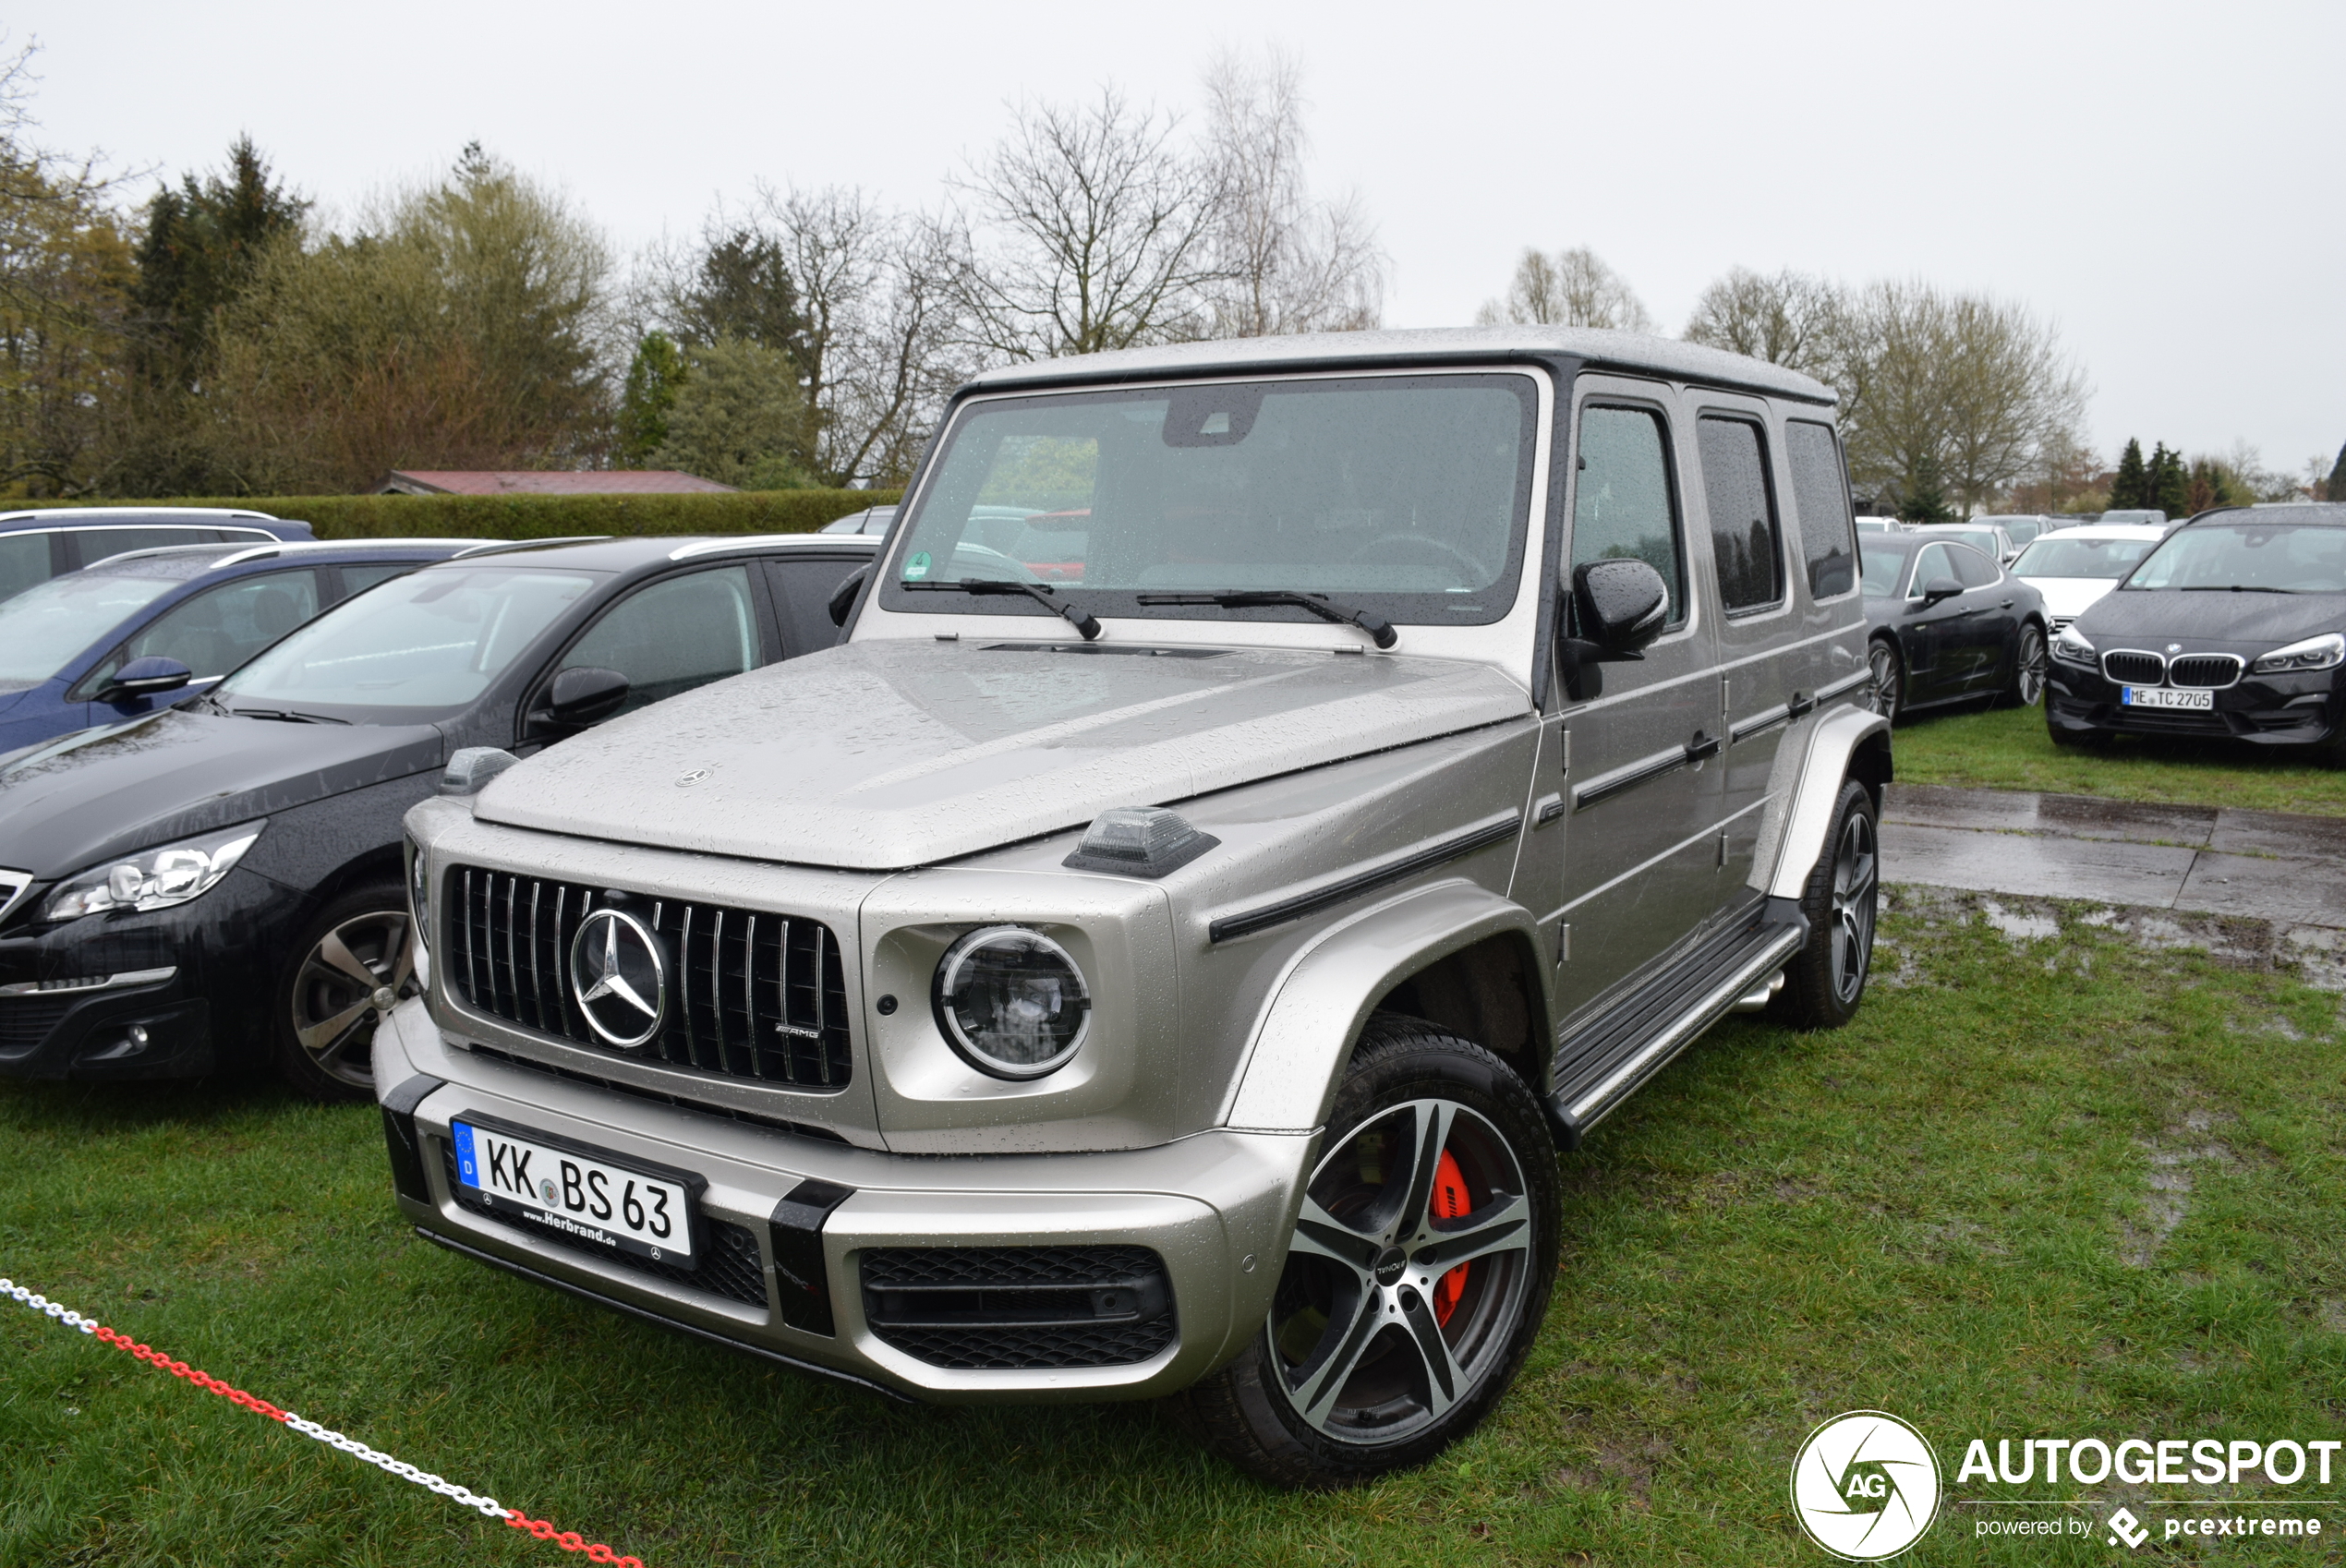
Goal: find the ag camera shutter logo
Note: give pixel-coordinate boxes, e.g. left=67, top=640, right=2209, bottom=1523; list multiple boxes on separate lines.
left=1791, top=1411, right=1941, bottom=1560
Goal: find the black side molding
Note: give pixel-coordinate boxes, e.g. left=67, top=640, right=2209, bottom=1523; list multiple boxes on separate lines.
left=1207, top=812, right=1522, bottom=943
left=768, top=1179, right=854, bottom=1336
left=381, top=1073, right=445, bottom=1206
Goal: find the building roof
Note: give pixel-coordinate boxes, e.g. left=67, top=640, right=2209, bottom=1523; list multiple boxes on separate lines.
left=961, top=325, right=1837, bottom=405
left=375, top=470, right=735, bottom=497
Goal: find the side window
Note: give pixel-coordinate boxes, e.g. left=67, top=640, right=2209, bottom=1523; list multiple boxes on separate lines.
left=0, top=532, right=50, bottom=606
left=107, top=570, right=320, bottom=682
left=1911, top=543, right=1952, bottom=595
left=338, top=562, right=420, bottom=600
left=765, top=556, right=867, bottom=656
left=1785, top=420, right=1857, bottom=598
left=1949, top=544, right=2001, bottom=589
left=1696, top=416, right=1784, bottom=613
left=77, top=527, right=212, bottom=564
left=1571, top=405, right=1687, bottom=628
left=558, top=565, right=758, bottom=718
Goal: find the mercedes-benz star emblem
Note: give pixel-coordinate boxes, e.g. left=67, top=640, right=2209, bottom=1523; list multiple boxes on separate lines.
left=569, top=908, right=668, bottom=1048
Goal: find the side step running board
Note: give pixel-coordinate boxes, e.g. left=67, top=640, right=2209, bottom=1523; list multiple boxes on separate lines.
left=1547, top=896, right=1808, bottom=1148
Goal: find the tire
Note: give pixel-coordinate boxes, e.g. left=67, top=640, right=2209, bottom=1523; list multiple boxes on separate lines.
left=1168, top=1015, right=1559, bottom=1489
left=271, top=881, right=418, bottom=1104
left=2001, top=623, right=2049, bottom=708
left=1768, top=779, right=1879, bottom=1031
left=1866, top=638, right=1903, bottom=724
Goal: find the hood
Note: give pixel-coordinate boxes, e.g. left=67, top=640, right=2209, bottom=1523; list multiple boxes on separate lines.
left=0, top=707, right=446, bottom=879
left=476, top=639, right=1531, bottom=869
left=2021, top=577, right=2119, bottom=619
left=2073, top=587, right=2345, bottom=649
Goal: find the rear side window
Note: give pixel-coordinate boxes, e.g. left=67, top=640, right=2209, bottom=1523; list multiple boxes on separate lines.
left=558, top=565, right=759, bottom=718
left=1696, top=416, right=1784, bottom=613
left=337, top=562, right=422, bottom=599
left=1571, top=406, right=1687, bottom=628
left=1784, top=421, right=1856, bottom=599
left=77, top=526, right=225, bottom=563
left=0, top=532, right=50, bottom=605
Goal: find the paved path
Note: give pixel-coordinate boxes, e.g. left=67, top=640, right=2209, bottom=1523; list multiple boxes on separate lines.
left=1880, top=783, right=2346, bottom=930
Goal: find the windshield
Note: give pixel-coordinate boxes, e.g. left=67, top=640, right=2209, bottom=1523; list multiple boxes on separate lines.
left=2123, top=525, right=2346, bottom=594
left=878, top=374, right=1540, bottom=630
left=0, top=567, right=186, bottom=691
left=2013, top=536, right=2158, bottom=580
left=1860, top=547, right=1909, bottom=597
left=216, top=566, right=598, bottom=719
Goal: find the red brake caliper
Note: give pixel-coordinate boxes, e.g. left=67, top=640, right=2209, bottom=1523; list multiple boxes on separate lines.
left=1429, top=1150, right=1470, bottom=1324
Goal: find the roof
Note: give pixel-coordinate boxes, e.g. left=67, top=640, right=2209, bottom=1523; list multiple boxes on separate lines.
left=376, top=470, right=736, bottom=496
left=2183, top=502, right=2346, bottom=527
left=961, top=325, right=1837, bottom=405
left=87, top=538, right=483, bottom=575
left=415, top=534, right=877, bottom=574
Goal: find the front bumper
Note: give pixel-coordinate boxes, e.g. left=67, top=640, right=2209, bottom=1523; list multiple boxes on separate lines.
left=378, top=997, right=1314, bottom=1404
left=2047, top=663, right=2340, bottom=745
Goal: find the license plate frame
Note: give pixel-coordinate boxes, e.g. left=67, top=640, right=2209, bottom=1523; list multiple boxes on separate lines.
left=2121, top=685, right=2214, bottom=711
left=448, top=1111, right=705, bottom=1269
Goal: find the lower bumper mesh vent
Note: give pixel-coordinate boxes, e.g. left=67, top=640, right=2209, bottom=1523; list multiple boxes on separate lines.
left=860, top=1245, right=1176, bottom=1369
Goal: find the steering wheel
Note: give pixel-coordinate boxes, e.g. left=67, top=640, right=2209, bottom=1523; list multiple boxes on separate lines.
left=1348, top=533, right=1489, bottom=585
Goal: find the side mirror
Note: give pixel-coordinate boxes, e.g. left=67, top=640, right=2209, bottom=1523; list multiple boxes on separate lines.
left=540, top=666, right=630, bottom=728
left=1572, top=559, right=1670, bottom=656
left=1918, top=575, right=1963, bottom=606
left=828, top=564, right=871, bottom=628
left=97, top=656, right=193, bottom=704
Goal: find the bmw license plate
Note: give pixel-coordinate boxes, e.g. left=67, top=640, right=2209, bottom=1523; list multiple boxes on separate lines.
left=450, top=1116, right=698, bottom=1267
left=2122, top=686, right=2213, bottom=711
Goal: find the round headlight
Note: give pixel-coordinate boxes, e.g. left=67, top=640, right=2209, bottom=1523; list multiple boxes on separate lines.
left=932, top=925, right=1091, bottom=1080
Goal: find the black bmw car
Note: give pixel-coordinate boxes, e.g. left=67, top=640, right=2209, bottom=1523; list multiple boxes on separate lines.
left=1858, top=530, right=2050, bottom=721
left=2046, top=502, right=2346, bottom=754
left=0, top=534, right=874, bottom=1101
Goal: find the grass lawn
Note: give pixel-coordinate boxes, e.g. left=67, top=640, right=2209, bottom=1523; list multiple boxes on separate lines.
left=1891, top=701, right=2346, bottom=816
left=4, top=895, right=2344, bottom=1566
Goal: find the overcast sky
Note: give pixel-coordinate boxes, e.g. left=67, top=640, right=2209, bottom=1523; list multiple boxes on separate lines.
left=16, top=0, right=2341, bottom=477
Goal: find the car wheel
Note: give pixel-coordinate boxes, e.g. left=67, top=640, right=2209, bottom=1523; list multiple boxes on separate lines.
left=1768, top=779, right=1878, bottom=1031
left=1866, top=639, right=1903, bottom=723
left=2001, top=624, right=2049, bottom=708
left=1167, top=1014, right=1558, bottom=1489
left=272, top=881, right=417, bottom=1104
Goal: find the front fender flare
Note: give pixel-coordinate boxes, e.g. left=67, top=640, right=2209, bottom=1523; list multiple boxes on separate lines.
left=1220, top=878, right=1546, bottom=1134
left=1758, top=704, right=1891, bottom=901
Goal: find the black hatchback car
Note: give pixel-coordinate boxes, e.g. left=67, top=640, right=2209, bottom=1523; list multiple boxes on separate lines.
left=0, top=534, right=874, bottom=1100
left=1859, top=531, right=2050, bottom=721
left=2047, top=502, right=2346, bottom=755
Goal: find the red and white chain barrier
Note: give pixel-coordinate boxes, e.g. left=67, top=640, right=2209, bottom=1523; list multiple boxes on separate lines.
left=3, top=1274, right=648, bottom=1566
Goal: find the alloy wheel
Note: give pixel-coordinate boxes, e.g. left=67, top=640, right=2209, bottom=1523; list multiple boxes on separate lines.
left=288, top=909, right=416, bottom=1091
left=1268, top=1098, right=1534, bottom=1447
left=1829, top=811, right=1878, bottom=1006
left=2013, top=626, right=2049, bottom=707
left=1867, top=643, right=1901, bottom=722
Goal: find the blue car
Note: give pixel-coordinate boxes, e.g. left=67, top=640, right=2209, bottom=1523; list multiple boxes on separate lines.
left=0, top=506, right=315, bottom=607
left=0, top=537, right=482, bottom=755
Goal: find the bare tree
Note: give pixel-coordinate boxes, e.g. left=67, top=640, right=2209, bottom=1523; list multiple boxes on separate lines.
left=1681, top=267, right=1847, bottom=380
left=1475, top=247, right=1653, bottom=332
left=1200, top=49, right=1384, bottom=336
left=945, top=87, right=1227, bottom=360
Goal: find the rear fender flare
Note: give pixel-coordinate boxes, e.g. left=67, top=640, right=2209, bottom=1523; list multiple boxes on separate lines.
left=1220, top=878, right=1547, bottom=1134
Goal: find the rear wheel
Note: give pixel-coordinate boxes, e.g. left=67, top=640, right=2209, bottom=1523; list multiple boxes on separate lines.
left=272, top=881, right=416, bottom=1104
left=1769, top=778, right=1878, bottom=1031
left=1168, top=1016, right=1557, bottom=1489
left=1866, top=639, right=1903, bottom=723
left=2001, top=624, right=2049, bottom=707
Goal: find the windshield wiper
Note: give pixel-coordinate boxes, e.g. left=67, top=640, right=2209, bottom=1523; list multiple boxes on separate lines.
left=2179, top=585, right=2294, bottom=593
left=901, top=578, right=1100, bottom=640
left=1136, top=590, right=1397, bottom=649
left=231, top=706, right=352, bottom=725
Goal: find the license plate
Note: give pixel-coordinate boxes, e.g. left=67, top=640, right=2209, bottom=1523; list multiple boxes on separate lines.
left=450, top=1116, right=699, bottom=1267
left=2122, top=686, right=2213, bottom=711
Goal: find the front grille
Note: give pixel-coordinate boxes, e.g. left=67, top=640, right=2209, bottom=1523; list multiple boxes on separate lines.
left=444, top=866, right=852, bottom=1091
left=861, top=1245, right=1177, bottom=1369
left=0, top=997, right=71, bottom=1050
left=466, top=1043, right=850, bottom=1143
left=440, top=1138, right=768, bottom=1309
left=2101, top=650, right=2165, bottom=685
left=2168, top=654, right=2242, bottom=689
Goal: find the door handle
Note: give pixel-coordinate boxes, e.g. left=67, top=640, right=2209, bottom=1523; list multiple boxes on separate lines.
left=1686, top=730, right=1722, bottom=764
left=2000, top=599, right=2013, bottom=609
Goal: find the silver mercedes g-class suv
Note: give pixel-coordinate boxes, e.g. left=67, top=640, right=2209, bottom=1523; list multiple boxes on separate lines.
left=379, top=327, right=1887, bottom=1488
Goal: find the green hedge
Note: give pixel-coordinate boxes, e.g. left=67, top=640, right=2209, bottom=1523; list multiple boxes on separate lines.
left=34, top=488, right=899, bottom=540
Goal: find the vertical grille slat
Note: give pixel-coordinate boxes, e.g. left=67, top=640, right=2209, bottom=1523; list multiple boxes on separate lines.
left=440, top=864, right=853, bottom=1092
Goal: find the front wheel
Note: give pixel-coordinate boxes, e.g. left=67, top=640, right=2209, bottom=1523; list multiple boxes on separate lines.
left=2002, top=624, right=2049, bottom=707
left=1768, top=778, right=1879, bottom=1031
left=272, top=882, right=417, bottom=1104
left=1168, top=1016, right=1558, bottom=1489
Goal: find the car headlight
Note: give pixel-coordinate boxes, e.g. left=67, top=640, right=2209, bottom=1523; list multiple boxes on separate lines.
left=931, top=925, right=1091, bottom=1080
left=2250, top=632, right=2344, bottom=674
left=39, top=821, right=265, bottom=923
left=405, top=834, right=431, bottom=952
left=2051, top=625, right=2097, bottom=666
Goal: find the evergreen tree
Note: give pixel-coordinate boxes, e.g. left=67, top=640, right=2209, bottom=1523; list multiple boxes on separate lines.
left=2149, top=441, right=2189, bottom=518
left=669, top=229, right=808, bottom=364
left=1896, top=453, right=1956, bottom=525
left=129, top=136, right=307, bottom=393
left=616, top=332, right=684, bottom=465
left=2327, top=441, right=2345, bottom=503
left=2109, top=438, right=2147, bottom=509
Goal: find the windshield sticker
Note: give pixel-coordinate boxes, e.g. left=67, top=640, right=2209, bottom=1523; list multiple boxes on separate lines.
left=903, top=550, right=932, bottom=582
